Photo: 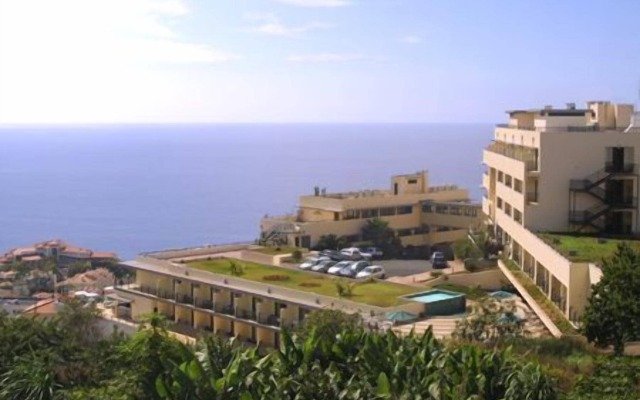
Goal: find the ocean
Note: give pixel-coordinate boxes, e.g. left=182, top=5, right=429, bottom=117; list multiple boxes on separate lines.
left=0, top=124, right=492, bottom=259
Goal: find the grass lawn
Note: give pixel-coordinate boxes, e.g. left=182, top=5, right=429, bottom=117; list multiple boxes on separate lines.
left=432, top=283, right=487, bottom=301
left=187, top=258, right=419, bottom=307
left=253, top=246, right=299, bottom=255
left=538, top=233, right=640, bottom=263
left=504, top=259, right=577, bottom=335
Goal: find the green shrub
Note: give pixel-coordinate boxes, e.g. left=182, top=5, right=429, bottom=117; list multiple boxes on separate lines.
left=430, top=271, right=443, bottom=279
left=291, top=250, right=303, bottom=262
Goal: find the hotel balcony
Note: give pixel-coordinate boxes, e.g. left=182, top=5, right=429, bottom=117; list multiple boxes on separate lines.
left=116, top=283, right=283, bottom=331
left=485, top=142, right=539, bottom=172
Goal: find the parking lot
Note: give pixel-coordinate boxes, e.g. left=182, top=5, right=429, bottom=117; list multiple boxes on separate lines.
left=376, top=259, right=433, bottom=277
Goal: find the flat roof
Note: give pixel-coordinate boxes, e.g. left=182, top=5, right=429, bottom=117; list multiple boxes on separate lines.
left=507, top=109, right=594, bottom=117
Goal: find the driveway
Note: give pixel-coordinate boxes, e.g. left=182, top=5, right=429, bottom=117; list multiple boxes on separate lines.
left=377, top=259, right=433, bottom=277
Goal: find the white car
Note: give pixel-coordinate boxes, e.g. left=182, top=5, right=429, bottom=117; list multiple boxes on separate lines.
left=298, top=257, right=329, bottom=270
left=340, top=247, right=372, bottom=261
left=356, top=265, right=386, bottom=279
left=327, top=260, right=353, bottom=275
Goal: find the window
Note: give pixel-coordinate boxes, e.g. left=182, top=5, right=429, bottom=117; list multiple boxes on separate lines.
left=361, top=209, right=378, bottom=219
left=380, top=207, right=396, bottom=216
left=497, top=197, right=503, bottom=209
left=397, top=205, right=413, bottom=215
left=407, top=179, right=417, bottom=184
left=505, top=203, right=512, bottom=216
left=464, top=207, right=478, bottom=217
left=415, top=225, right=430, bottom=234
left=449, top=206, right=461, bottom=215
left=514, top=179, right=523, bottom=193
left=498, top=171, right=504, bottom=183
left=435, top=204, right=448, bottom=214
left=421, top=203, right=433, bottom=213
left=514, top=209, right=522, bottom=224
left=504, top=174, right=513, bottom=188
left=396, top=228, right=413, bottom=237
left=343, top=209, right=360, bottom=220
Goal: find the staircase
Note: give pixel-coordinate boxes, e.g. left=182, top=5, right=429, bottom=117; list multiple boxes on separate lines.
left=569, top=164, right=637, bottom=233
left=259, top=223, right=299, bottom=246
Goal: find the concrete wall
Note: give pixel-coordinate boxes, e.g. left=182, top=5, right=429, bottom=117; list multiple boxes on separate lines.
left=144, top=244, right=252, bottom=260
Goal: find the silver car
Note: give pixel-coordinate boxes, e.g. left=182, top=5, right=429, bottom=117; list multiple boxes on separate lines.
left=311, top=259, right=336, bottom=273
left=327, top=261, right=353, bottom=275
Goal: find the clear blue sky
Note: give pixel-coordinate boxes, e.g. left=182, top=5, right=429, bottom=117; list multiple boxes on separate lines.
left=1, top=0, right=639, bottom=123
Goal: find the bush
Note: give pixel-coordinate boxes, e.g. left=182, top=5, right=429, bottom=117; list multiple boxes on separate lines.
left=430, top=271, right=443, bottom=279
left=299, top=282, right=320, bottom=288
left=464, top=258, right=478, bottom=272
left=291, top=250, right=303, bottom=262
left=262, top=275, right=291, bottom=282
left=228, top=260, right=245, bottom=276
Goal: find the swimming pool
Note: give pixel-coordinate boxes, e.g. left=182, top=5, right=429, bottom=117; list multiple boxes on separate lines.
left=404, top=289, right=466, bottom=316
left=409, top=291, right=461, bottom=303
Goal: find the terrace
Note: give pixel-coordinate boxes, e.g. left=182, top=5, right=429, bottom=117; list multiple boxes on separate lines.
left=187, top=258, right=420, bottom=308
left=537, top=233, right=640, bottom=264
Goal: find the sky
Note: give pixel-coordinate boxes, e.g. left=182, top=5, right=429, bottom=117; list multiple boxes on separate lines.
left=1, top=0, right=639, bottom=124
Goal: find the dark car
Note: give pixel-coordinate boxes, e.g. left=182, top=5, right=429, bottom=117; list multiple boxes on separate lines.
left=319, top=250, right=347, bottom=261
left=430, top=251, right=448, bottom=269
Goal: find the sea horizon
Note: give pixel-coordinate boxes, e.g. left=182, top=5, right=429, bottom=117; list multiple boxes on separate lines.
left=0, top=123, right=492, bottom=259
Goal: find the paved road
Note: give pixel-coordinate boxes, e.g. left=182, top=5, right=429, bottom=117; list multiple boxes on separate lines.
left=377, top=259, right=433, bottom=277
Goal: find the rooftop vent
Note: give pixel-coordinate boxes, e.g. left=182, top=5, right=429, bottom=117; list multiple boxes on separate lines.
left=566, top=102, right=576, bottom=110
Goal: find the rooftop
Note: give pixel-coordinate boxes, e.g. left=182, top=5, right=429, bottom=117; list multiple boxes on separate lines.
left=538, top=233, right=640, bottom=263
left=187, top=258, right=419, bottom=307
left=302, top=185, right=461, bottom=201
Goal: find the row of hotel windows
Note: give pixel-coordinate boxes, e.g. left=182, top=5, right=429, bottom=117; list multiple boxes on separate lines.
left=497, top=171, right=523, bottom=193
left=338, top=225, right=465, bottom=242
left=342, top=205, right=414, bottom=220
left=496, top=197, right=522, bottom=224
left=421, top=203, right=479, bottom=217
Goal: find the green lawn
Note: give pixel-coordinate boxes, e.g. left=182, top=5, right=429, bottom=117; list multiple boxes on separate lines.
left=432, top=283, right=487, bottom=301
left=253, top=246, right=299, bottom=255
left=538, top=233, right=640, bottom=263
left=187, top=258, right=419, bottom=307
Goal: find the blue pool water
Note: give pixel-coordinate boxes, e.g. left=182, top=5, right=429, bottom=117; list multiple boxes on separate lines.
left=408, top=290, right=461, bottom=303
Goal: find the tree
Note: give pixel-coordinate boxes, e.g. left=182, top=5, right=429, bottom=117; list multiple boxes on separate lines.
left=453, top=236, right=483, bottom=260
left=313, top=234, right=348, bottom=250
left=582, top=243, right=640, bottom=355
left=67, top=261, right=91, bottom=277
left=295, top=309, right=362, bottom=342
left=453, top=298, right=526, bottom=342
left=361, top=218, right=402, bottom=258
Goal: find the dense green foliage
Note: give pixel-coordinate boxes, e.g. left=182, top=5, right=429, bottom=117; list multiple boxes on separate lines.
left=582, top=243, right=640, bottom=354
left=1, top=306, right=639, bottom=399
left=313, top=234, right=348, bottom=251
left=361, top=218, right=402, bottom=258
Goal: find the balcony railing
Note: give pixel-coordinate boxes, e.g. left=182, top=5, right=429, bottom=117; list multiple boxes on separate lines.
left=497, top=124, right=601, bottom=132
left=485, top=141, right=538, bottom=171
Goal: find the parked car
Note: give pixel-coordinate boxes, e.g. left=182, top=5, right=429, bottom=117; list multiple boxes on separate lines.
left=311, top=259, right=336, bottom=273
left=340, top=247, right=372, bottom=261
left=327, top=261, right=353, bottom=275
left=430, top=251, right=448, bottom=269
left=355, top=265, right=386, bottom=279
left=298, top=257, right=330, bottom=270
left=339, top=260, right=370, bottom=278
left=319, top=249, right=346, bottom=261
left=362, top=247, right=384, bottom=259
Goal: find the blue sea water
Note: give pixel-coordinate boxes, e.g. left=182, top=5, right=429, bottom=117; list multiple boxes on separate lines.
left=0, top=124, right=492, bottom=259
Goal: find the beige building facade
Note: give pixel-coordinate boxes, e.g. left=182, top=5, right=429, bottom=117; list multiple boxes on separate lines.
left=483, top=101, right=640, bottom=322
left=261, top=171, right=481, bottom=249
left=115, top=256, right=424, bottom=348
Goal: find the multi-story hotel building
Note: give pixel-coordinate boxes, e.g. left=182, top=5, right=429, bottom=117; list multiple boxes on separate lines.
left=260, top=171, right=481, bottom=249
left=115, top=255, right=425, bottom=348
left=483, top=101, right=640, bottom=322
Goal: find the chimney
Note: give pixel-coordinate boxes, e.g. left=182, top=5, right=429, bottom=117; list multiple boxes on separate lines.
left=566, top=103, right=576, bottom=110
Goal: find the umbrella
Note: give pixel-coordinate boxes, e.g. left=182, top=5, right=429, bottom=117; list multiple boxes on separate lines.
left=489, top=291, right=516, bottom=301
left=385, top=311, right=417, bottom=322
